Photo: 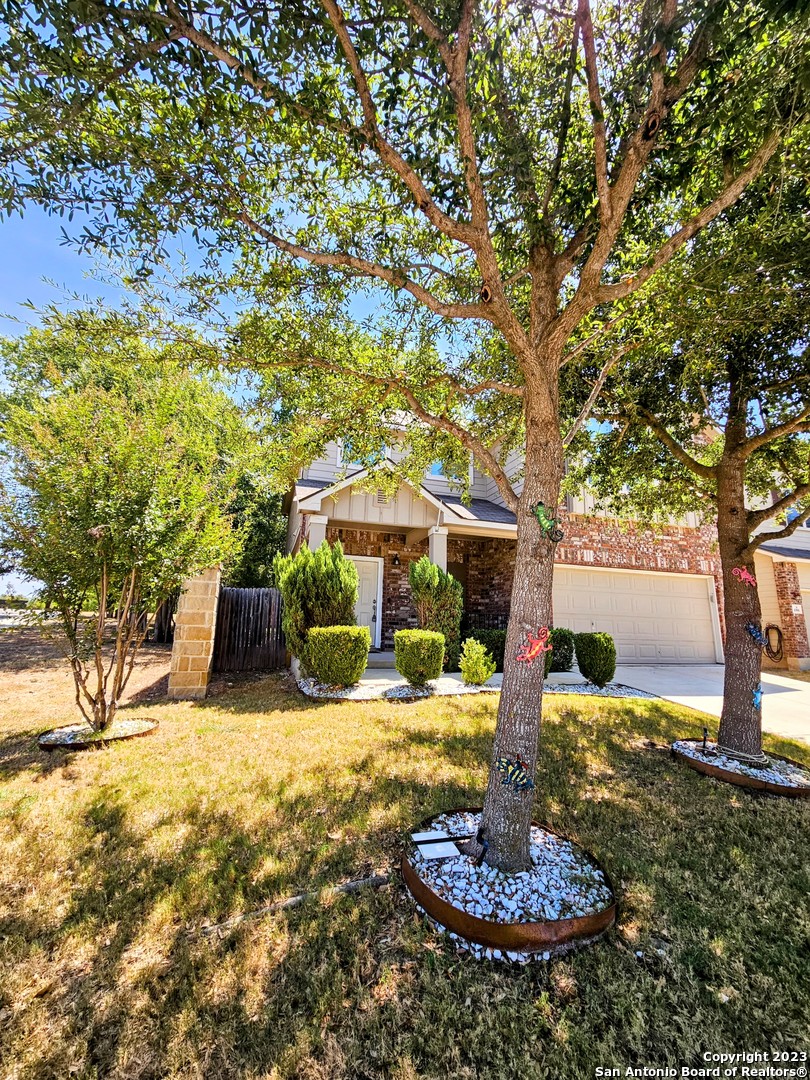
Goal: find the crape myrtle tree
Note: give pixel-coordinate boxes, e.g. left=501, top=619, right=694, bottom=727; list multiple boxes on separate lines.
left=0, top=310, right=252, bottom=732
left=566, top=184, right=810, bottom=762
left=0, top=1, right=804, bottom=868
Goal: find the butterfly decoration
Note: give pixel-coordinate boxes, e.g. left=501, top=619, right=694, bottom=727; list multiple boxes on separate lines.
left=496, top=756, right=535, bottom=791
left=516, top=627, right=552, bottom=664
left=732, top=566, right=757, bottom=588
left=752, top=683, right=763, bottom=710
left=746, top=623, right=767, bottom=647
left=530, top=502, right=564, bottom=542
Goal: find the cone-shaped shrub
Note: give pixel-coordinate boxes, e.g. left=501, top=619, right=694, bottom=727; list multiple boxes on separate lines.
left=408, top=556, right=463, bottom=670
left=273, top=540, right=358, bottom=665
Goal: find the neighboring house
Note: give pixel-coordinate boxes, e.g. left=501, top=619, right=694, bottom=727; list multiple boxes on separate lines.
left=283, top=443, right=810, bottom=670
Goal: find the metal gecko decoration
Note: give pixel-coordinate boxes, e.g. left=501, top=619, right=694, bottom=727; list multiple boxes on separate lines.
left=530, top=502, right=564, bottom=542
left=496, top=755, right=535, bottom=792
left=732, top=566, right=757, bottom=588
left=747, top=623, right=768, bottom=648
left=752, top=683, right=763, bottom=710
left=516, top=626, right=553, bottom=664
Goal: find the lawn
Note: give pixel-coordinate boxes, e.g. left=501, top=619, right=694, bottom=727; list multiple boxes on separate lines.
left=0, top=650, right=809, bottom=1079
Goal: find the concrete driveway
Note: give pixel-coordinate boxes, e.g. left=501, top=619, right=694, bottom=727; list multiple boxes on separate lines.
left=614, top=664, right=810, bottom=745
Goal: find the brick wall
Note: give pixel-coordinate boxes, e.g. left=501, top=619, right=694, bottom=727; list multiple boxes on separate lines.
left=168, top=566, right=221, bottom=699
left=772, top=561, right=810, bottom=667
left=329, top=516, right=726, bottom=648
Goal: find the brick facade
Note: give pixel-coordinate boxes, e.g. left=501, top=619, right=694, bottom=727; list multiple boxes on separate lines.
left=772, top=561, right=810, bottom=669
left=330, top=515, right=726, bottom=648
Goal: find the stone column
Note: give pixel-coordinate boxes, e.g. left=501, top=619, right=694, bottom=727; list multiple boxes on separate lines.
left=428, top=526, right=448, bottom=571
left=773, top=561, right=810, bottom=670
left=168, top=566, right=221, bottom=699
left=306, top=514, right=329, bottom=549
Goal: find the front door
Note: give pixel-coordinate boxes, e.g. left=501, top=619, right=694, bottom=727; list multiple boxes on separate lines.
left=349, top=557, right=382, bottom=649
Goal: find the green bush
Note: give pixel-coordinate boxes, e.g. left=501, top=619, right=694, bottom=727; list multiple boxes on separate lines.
left=543, top=627, right=576, bottom=676
left=272, top=540, right=358, bottom=665
left=459, top=637, right=496, bottom=686
left=408, top=556, right=463, bottom=670
left=306, top=625, right=370, bottom=687
left=574, top=631, right=617, bottom=688
left=394, top=629, right=445, bottom=687
left=466, top=629, right=507, bottom=672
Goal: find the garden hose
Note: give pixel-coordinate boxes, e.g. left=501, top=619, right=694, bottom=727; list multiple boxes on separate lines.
left=764, top=624, right=784, bottom=664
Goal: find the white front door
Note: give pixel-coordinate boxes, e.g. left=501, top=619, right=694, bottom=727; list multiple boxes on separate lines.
left=349, top=557, right=383, bottom=649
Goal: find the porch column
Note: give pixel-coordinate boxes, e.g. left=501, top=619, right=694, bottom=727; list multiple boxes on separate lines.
left=306, top=514, right=329, bottom=549
left=773, top=560, right=810, bottom=670
left=428, top=526, right=448, bottom=572
left=168, top=566, right=221, bottom=700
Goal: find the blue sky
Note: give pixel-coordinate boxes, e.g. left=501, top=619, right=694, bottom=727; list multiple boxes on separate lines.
left=0, top=206, right=123, bottom=595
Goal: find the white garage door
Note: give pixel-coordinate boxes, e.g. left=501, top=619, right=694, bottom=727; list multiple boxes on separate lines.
left=553, top=566, right=720, bottom=664
left=796, top=563, right=810, bottom=643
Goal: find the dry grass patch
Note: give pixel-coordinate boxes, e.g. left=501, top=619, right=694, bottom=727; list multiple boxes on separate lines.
left=0, top=634, right=808, bottom=1078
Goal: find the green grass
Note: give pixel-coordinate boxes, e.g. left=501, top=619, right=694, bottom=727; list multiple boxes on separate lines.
left=0, top=676, right=808, bottom=1079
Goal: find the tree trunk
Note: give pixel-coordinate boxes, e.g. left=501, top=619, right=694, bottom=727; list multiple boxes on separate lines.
left=716, top=459, right=765, bottom=760
left=480, top=373, right=563, bottom=871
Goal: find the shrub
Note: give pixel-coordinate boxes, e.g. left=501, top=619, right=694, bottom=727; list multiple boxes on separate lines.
left=459, top=637, right=496, bottom=686
left=273, top=540, right=358, bottom=664
left=574, top=631, right=617, bottom=688
left=466, top=629, right=507, bottom=672
left=408, top=556, right=463, bottom=670
left=543, top=627, right=576, bottom=676
left=306, top=625, right=370, bottom=687
left=394, top=629, right=445, bottom=687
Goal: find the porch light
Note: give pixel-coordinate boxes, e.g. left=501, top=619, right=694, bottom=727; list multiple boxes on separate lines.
left=391, top=552, right=401, bottom=567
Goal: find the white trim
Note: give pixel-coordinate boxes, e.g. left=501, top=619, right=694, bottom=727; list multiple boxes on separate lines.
left=298, top=459, right=449, bottom=518
left=346, top=555, right=384, bottom=649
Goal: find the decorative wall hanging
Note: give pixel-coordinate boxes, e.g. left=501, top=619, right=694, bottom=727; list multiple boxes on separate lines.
left=752, top=683, right=763, bottom=710
left=496, top=756, right=535, bottom=791
left=732, top=566, right=757, bottom=588
left=516, top=627, right=552, bottom=664
left=747, top=622, right=768, bottom=647
left=530, top=502, right=564, bottom=542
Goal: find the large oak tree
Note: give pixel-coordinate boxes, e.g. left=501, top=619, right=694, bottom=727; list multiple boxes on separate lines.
left=0, top=0, right=804, bottom=867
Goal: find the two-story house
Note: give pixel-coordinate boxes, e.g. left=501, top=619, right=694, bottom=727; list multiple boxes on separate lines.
left=283, top=443, right=810, bottom=671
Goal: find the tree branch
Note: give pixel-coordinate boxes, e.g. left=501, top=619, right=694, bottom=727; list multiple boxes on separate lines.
left=747, top=482, right=810, bottom=532
left=635, top=405, right=718, bottom=481
left=595, top=133, right=781, bottom=304
left=319, top=0, right=480, bottom=246
left=541, top=14, right=580, bottom=221
left=236, top=210, right=492, bottom=322
left=577, top=0, right=611, bottom=224
left=736, top=406, right=810, bottom=459
left=243, top=353, right=520, bottom=511
left=562, top=351, right=622, bottom=447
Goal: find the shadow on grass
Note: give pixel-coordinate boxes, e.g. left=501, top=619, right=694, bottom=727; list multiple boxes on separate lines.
left=1, top=688, right=809, bottom=1078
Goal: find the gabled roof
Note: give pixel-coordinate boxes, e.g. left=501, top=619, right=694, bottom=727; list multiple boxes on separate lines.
left=293, top=470, right=517, bottom=527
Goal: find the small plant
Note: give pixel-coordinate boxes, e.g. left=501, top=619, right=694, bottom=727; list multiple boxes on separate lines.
left=574, top=632, right=617, bottom=688
left=394, top=629, right=445, bottom=687
left=466, top=629, right=507, bottom=672
left=408, top=556, right=463, bottom=670
left=544, top=627, right=576, bottom=675
left=306, top=625, right=370, bottom=687
left=459, top=637, right=496, bottom=686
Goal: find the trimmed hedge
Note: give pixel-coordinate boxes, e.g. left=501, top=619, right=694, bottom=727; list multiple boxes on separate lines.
left=548, top=627, right=576, bottom=673
left=306, top=625, right=370, bottom=687
left=394, top=629, right=445, bottom=687
left=574, top=631, right=617, bottom=688
left=459, top=637, right=497, bottom=686
left=466, top=629, right=507, bottom=672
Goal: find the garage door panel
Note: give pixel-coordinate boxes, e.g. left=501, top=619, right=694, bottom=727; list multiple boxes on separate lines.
left=552, top=567, right=718, bottom=664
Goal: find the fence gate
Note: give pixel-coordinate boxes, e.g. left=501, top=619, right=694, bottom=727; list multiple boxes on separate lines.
left=212, top=587, right=285, bottom=672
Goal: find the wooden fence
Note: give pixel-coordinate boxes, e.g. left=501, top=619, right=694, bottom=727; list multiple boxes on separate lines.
left=212, top=587, right=285, bottom=672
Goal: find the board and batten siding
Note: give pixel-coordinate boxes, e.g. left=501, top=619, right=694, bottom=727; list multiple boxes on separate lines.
left=322, top=483, right=439, bottom=530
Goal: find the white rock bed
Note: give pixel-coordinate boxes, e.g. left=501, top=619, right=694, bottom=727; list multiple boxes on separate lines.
left=673, top=739, right=810, bottom=789
left=298, top=677, right=656, bottom=702
left=408, top=811, right=614, bottom=963
left=38, top=717, right=157, bottom=748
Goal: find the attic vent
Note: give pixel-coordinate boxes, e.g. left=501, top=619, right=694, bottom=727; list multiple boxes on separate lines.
left=376, top=489, right=389, bottom=505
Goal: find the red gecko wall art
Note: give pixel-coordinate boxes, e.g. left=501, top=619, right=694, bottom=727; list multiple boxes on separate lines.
left=516, top=627, right=552, bottom=664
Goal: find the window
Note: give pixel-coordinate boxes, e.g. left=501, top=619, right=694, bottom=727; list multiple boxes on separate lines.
left=429, top=461, right=445, bottom=477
